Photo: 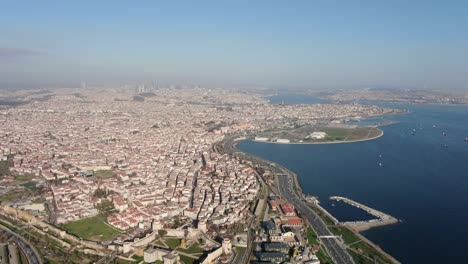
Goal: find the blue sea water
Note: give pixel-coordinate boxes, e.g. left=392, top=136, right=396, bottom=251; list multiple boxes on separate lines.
left=238, top=95, right=468, bottom=263
left=267, top=92, right=331, bottom=104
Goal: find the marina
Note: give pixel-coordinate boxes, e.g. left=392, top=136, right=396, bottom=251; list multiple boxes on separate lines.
left=329, top=196, right=400, bottom=232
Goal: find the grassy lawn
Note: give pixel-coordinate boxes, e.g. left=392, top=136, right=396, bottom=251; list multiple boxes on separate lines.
left=0, top=192, right=24, bottom=203
left=328, top=226, right=392, bottom=263
left=152, top=239, right=167, bottom=247
left=235, top=223, right=245, bottom=233
left=306, top=227, right=318, bottom=245
left=329, top=226, right=360, bottom=245
left=301, top=127, right=382, bottom=142
left=14, top=173, right=35, bottom=184
left=164, top=238, right=181, bottom=249
left=116, top=256, right=147, bottom=264
left=347, top=241, right=392, bottom=264
left=316, top=247, right=335, bottom=264
left=94, top=170, right=114, bottom=179
left=116, top=260, right=131, bottom=264
left=178, top=243, right=204, bottom=254
left=348, top=249, right=378, bottom=264
left=0, top=160, right=11, bottom=177
left=62, top=215, right=120, bottom=241
left=131, top=255, right=143, bottom=263
left=179, top=254, right=195, bottom=264
left=21, top=181, right=37, bottom=190
left=322, top=128, right=347, bottom=141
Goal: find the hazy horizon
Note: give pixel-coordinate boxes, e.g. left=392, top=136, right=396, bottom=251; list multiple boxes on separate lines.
left=1, top=1, right=468, bottom=90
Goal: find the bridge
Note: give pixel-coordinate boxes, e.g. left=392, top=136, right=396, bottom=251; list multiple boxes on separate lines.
left=319, top=235, right=341, bottom=239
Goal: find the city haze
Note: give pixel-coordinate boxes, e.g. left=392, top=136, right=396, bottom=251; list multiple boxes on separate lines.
left=1, top=1, right=468, bottom=89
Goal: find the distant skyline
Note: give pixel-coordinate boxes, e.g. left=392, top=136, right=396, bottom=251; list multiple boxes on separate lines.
left=1, top=0, right=468, bottom=90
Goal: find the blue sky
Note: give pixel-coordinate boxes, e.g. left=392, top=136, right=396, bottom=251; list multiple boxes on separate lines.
left=1, top=0, right=468, bottom=89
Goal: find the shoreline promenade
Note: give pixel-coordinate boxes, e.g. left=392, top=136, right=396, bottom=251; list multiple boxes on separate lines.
left=252, top=127, right=384, bottom=145
left=221, top=134, right=355, bottom=264
left=220, top=133, right=401, bottom=264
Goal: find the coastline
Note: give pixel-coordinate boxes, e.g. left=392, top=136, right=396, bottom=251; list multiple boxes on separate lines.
left=252, top=127, right=384, bottom=145
left=228, top=136, right=400, bottom=264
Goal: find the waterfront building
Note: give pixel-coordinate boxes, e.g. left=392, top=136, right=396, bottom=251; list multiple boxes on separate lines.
left=285, top=217, right=303, bottom=227
left=263, top=242, right=290, bottom=253
left=262, top=221, right=276, bottom=235
left=257, top=252, right=288, bottom=262
left=279, top=203, right=296, bottom=216
left=268, top=200, right=278, bottom=211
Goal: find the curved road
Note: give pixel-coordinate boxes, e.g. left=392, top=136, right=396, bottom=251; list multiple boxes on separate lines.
left=278, top=174, right=354, bottom=264
left=0, top=225, right=42, bottom=264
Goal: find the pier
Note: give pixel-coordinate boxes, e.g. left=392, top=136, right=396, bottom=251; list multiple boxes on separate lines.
left=330, top=196, right=399, bottom=231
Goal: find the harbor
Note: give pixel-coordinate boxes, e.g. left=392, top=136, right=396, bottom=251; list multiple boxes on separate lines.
left=330, top=196, right=400, bottom=232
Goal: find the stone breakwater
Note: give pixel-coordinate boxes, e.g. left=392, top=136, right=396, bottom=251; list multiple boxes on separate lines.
left=330, top=196, right=400, bottom=232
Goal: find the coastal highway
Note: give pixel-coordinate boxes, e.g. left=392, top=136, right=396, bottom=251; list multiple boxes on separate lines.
left=0, top=224, right=42, bottom=264
left=220, top=134, right=354, bottom=264
left=278, top=174, right=354, bottom=264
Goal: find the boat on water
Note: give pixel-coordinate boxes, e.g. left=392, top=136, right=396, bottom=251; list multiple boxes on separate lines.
left=379, top=162, right=384, bottom=167
left=443, top=132, right=447, bottom=136
left=465, top=137, right=468, bottom=142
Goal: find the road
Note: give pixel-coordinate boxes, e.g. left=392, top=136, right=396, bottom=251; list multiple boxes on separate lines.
left=232, top=218, right=255, bottom=264
left=278, top=174, right=354, bottom=264
left=96, top=250, right=117, bottom=264
left=221, top=134, right=354, bottom=264
left=0, top=225, right=42, bottom=264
